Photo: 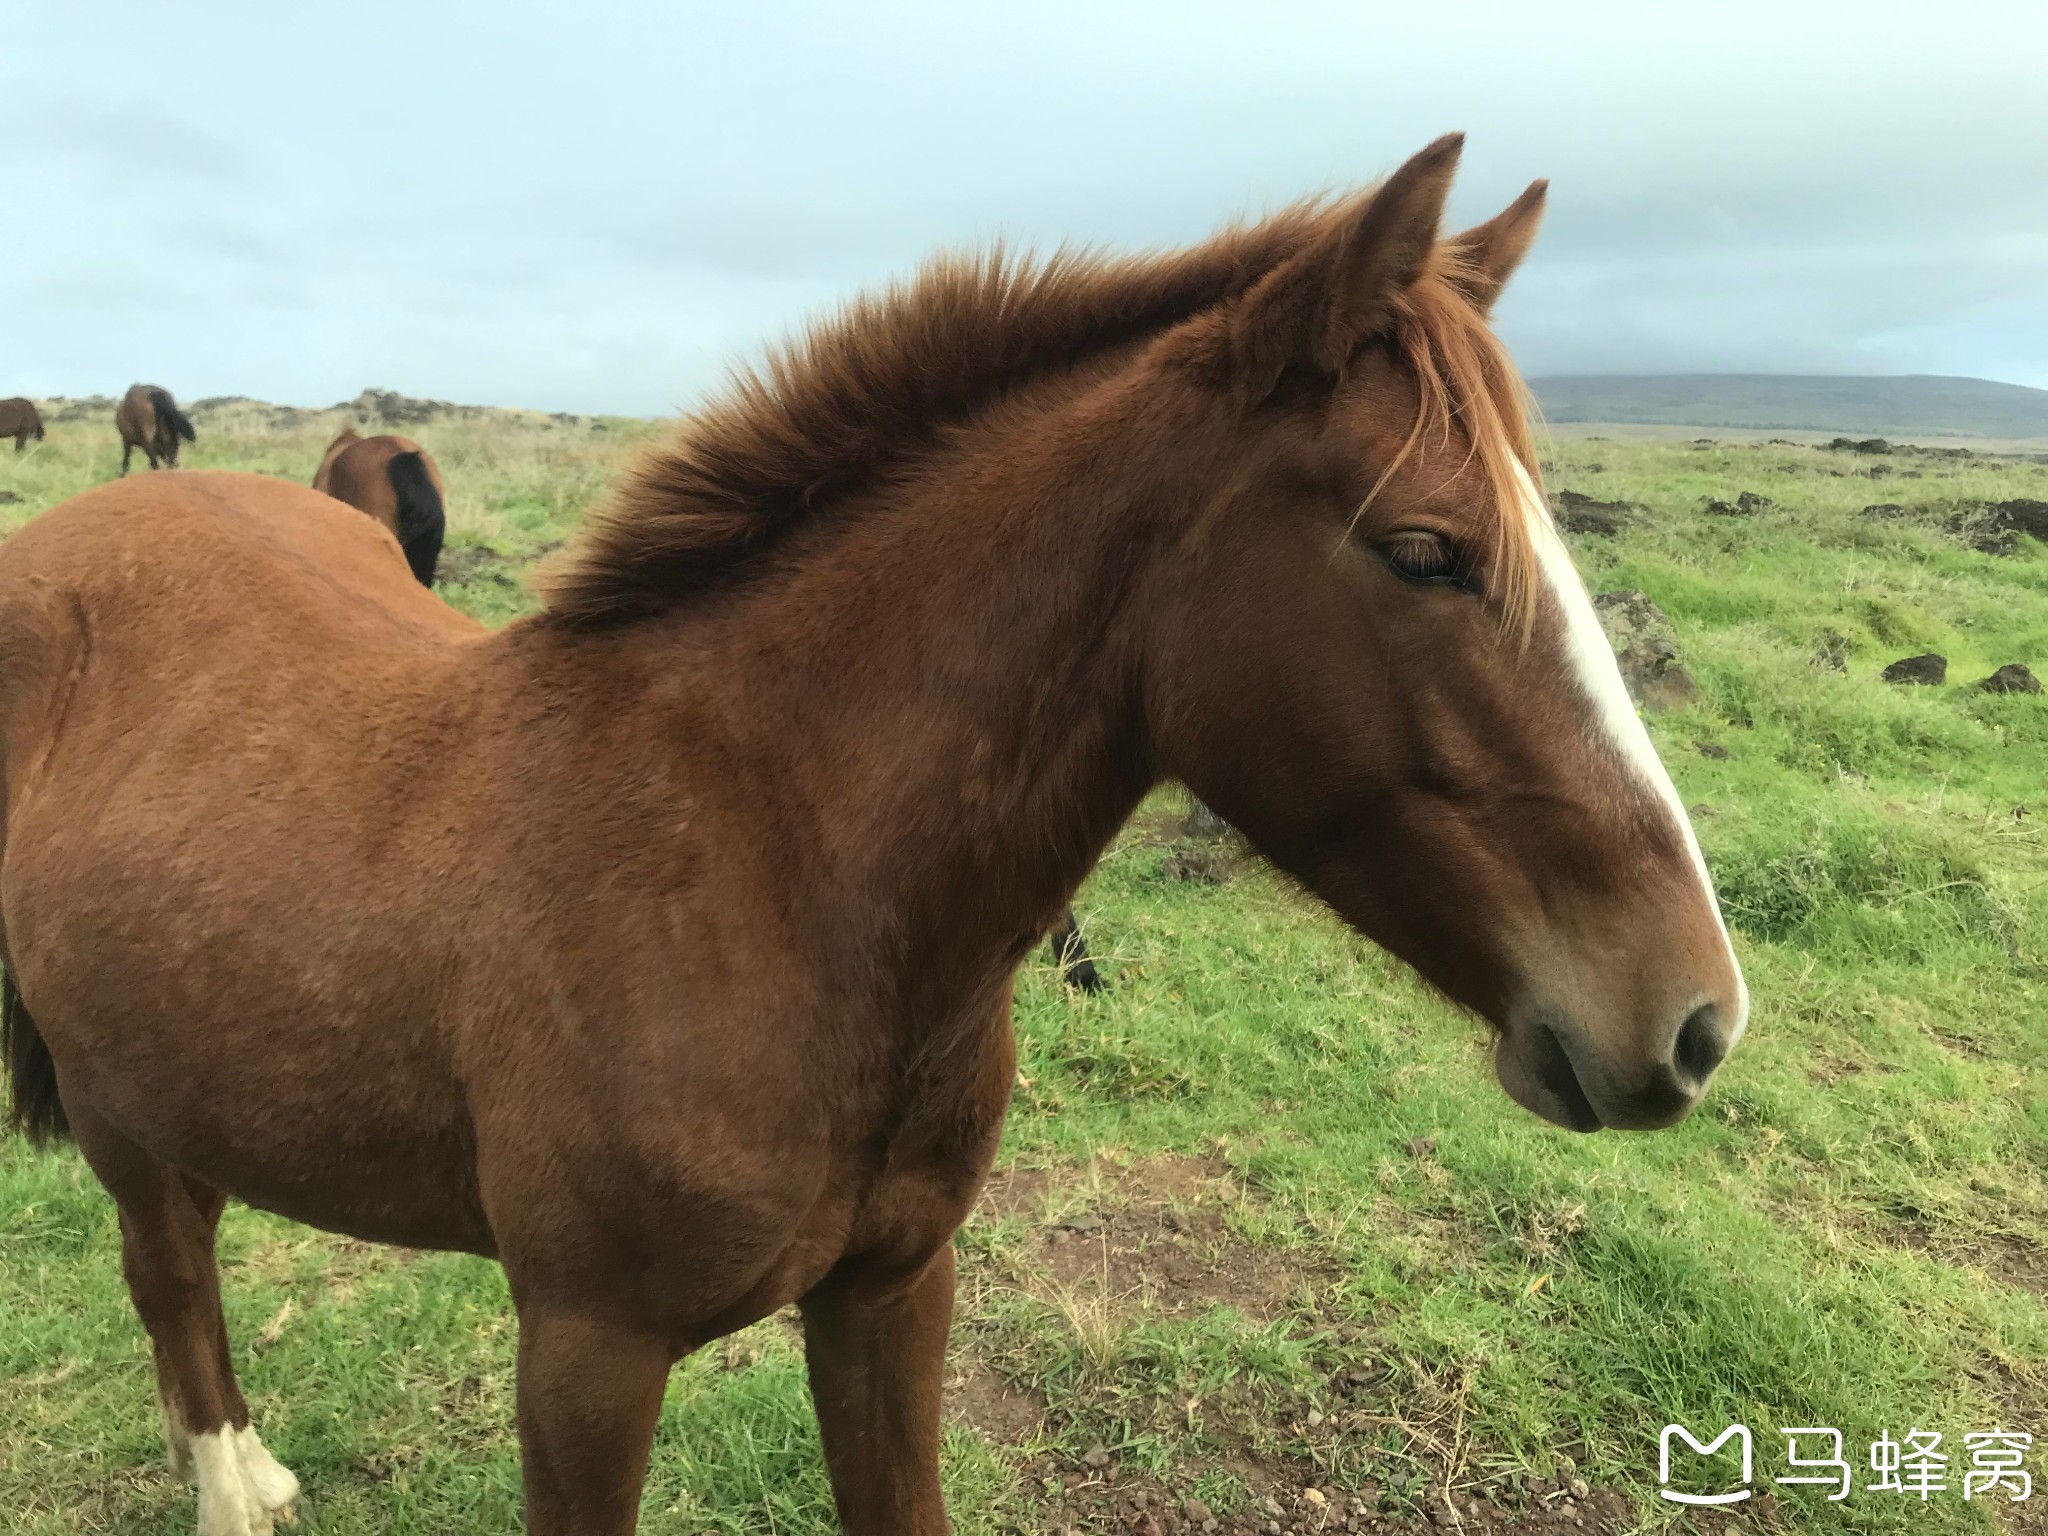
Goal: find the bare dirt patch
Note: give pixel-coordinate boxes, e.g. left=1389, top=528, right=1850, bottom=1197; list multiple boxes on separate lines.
left=1029, top=1458, right=1644, bottom=1535
left=1975, top=1233, right=2048, bottom=1299
left=437, top=540, right=564, bottom=592
left=973, top=1153, right=1334, bottom=1324
left=962, top=1157, right=1631, bottom=1530
left=1865, top=1216, right=2048, bottom=1300
left=948, top=1362, right=1048, bottom=1443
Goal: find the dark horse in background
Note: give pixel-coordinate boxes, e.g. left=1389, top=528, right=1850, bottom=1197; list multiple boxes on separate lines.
left=1045, top=908, right=1103, bottom=992
left=0, top=139, right=1745, bottom=1535
left=312, top=426, right=447, bottom=587
left=115, top=384, right=196, bottom=474
left=0, top=398, right=44, bottom=452
left=1045, top=802, right=1232, bottom=993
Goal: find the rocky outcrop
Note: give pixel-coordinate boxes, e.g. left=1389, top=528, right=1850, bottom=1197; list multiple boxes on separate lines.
left=1880, top=654, right=1947, bottom=686
left=1700, top=490, right=1775, bottom=517
left=1593, top=590, right=1701, bottom=711
left=1978, top=664, right=2041, bottom=695
left=1550, top=489, right=1641, bottom=536
left=1989, top=498, right=2048, bottom=542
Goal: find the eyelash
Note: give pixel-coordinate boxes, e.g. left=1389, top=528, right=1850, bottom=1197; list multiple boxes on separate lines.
left=1380, top=533, right=1480, bottom=594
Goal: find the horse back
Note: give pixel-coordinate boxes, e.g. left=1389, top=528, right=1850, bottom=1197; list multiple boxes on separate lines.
left=0, top=473, right=478, bottom=797
left=0, top=474, right=500, bottom=1244
left=315, top=433, right=440, bottom=539
left=113, top=385, right=152, bottom=447
left=3, top=470, right=465, bottom=622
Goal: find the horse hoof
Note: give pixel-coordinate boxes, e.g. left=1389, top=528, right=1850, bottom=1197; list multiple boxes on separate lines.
left=192, top=1429, right=282, bottom=1536
left=1066, top=961, right=1108, bottom=993
left=237, top=1426, right=301, bottom=1513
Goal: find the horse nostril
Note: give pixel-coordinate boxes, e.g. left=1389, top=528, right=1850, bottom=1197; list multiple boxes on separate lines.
left=1673, top=1003, right=1727, bottom=1087
left=1528, top=1020, right=1601, bottom=1130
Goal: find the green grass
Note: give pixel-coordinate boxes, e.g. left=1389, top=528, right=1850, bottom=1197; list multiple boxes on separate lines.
left=2, top=413, right=2046, bottom=1533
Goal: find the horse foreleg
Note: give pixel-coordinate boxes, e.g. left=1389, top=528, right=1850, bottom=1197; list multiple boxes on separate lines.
left=67, top=1100, right=296, bottom=1534
left=800, top=1246, right=955, bottom=1536
left=513, top=1308, right=671, bottom=1535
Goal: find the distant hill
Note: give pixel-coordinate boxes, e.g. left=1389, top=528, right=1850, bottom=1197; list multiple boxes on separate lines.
left=1529, top=374, right=2048, bottom=439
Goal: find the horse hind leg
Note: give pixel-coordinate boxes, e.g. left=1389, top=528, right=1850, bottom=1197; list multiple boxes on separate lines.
left=1046, top=908, right=1107, bottom=993
left=135, top=1180, right=298, bottom=1532
left=66, top=1100, right=298, bottom=1533
left=189, top=1174, right=299, bottom=1514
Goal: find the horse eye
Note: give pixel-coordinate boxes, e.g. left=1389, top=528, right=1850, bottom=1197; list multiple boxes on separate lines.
left=1380, top=531, right=1461, bottom=584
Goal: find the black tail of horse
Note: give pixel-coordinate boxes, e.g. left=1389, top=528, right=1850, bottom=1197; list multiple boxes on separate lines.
left=3, top=970, right=67, bottom=1146
left=387, top=451, right=445, bottom=587
left=149, top=388, right=195, bottom=443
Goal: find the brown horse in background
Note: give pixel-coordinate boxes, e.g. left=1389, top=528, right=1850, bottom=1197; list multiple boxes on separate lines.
left=0, top=398, right=43, bottom=452
left=115, top=384, right=196, bottom=473
left=312, top=426, right=447, bottom=586
left=0, top=139, right=1745, bottom=1535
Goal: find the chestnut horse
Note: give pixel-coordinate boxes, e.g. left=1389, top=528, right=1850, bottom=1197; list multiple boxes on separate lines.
left=0, top=138, right=1745, bottom=1535
left=0, top=397, right=43, bottom=452
left=115, top=383, right=196, bottom=473
left=312, top=426, right=447, bottom=586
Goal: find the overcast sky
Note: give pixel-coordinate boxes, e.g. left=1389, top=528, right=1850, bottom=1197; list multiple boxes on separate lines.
left=4, top=0, right=2044, bottom=415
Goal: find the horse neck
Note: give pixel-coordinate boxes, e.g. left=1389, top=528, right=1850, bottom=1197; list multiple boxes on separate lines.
left=643, top=366, right=1210, bottom=1007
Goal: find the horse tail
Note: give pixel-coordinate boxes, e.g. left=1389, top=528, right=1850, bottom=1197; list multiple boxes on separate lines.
left=0, top=580, right=87, bottom=1149
left=150, top=389, right=196, bottom=443
left=2, top=969, right=67, bottom=1146
left=387, top=451, right=445, bottom=587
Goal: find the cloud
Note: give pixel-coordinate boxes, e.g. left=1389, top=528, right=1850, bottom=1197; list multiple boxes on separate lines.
left=162, top=215, right=293, bottom=266
left=4, top=96, right=258, bottom=189
left=4, top=1, right=2044, bottom=411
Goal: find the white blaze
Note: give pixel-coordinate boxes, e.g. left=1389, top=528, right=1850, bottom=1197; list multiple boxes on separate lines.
left=1513, top=461, right=1749, bottom=1042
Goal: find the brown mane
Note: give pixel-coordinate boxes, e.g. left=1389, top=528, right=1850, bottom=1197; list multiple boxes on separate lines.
left=542, top=197, right=1543, bottom=630
left=540, top=201, right=1344, bottom=622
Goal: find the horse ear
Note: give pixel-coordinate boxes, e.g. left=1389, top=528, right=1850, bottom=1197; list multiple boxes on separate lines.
left=1228, top=134, right=1464, bottom=399
left=1447, top=179, right=1547, bottom=312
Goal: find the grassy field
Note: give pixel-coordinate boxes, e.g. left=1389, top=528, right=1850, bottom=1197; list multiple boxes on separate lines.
left=1, top=403, right=2045, bottom=1535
